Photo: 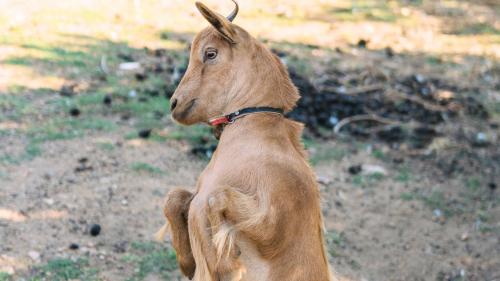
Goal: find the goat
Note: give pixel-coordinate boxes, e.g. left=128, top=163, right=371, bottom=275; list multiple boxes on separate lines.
left=159, top=1, right=333, bottom=280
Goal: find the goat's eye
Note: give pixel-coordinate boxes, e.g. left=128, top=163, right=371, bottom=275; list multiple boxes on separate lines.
left=204, top=48, right=218, bottom=62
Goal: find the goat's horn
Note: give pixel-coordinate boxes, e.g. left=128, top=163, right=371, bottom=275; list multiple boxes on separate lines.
left=226, top=0, right=239, bottom=22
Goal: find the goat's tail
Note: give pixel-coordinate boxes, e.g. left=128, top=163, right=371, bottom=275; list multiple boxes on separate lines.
left=154, top=222, right=170, bottom=242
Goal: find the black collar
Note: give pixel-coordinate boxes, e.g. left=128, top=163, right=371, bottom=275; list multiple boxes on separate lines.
left=209, top=107, right=284, bottom=139
left=209, top=107, right=284, bottom=126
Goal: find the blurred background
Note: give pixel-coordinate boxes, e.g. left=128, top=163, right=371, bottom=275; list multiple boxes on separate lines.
left=0, top=0, right=499, bottom=280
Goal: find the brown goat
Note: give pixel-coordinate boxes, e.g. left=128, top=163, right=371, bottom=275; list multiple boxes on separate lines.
left=160, top=1, right=333, bottom=280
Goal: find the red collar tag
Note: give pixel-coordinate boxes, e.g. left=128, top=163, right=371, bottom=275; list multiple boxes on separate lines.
left=209, top=116, right=230, bottom=126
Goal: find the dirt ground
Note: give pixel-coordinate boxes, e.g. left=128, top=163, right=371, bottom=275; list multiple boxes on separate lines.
left=1, top=129, right=499, bottom=281
left=1, top=0, right=499, bottom=280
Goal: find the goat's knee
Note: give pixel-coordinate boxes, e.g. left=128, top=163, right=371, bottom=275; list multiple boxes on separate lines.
left=164, top=188, right=193, bottom=218
left=162, top=188, right=196, bottom=279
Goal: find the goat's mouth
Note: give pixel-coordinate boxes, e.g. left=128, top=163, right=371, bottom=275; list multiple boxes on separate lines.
left=172, top=99, right=197, bottom=122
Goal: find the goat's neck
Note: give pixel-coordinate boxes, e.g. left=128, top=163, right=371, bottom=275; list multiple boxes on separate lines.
left=217, top=113, right=299, bottom=147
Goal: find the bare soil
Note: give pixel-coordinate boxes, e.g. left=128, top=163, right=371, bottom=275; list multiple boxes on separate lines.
left=1, top=128, right=499, bottom=281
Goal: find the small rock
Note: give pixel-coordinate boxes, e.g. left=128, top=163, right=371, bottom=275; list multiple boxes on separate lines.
left=138, top=129, right=152, bottom=139
left=361, top=165, right=387, bottom=176
left=385, top=47, right=394, bottom=58
left=433, top=209, right=442, bottom=218
left=317, top=176, right=332, bottom=185
left=90, top=224, right=101, bottom=236
left=28, top=250, right=40, bottom=261
left=121, top=199, right=128, bottom=206
left=348, top=165, right=362, bottom=175
left=103, top=95, right=112, bottom=106
left=60, top=83, right=77, bottom=97
left=119, top=62, right=141, bottom=71
left=69, top=243, right=79, bottom=250
left=135, top=72, right=148, bottom=81
left=472, top=132, right=489, bottom=147
left=461, top=232, right=469, bottom=241
left=69, top=107, right=81, bottom=117
left=357, top=39, right=368, bottom=48
left=43, top=198, right=54, bottom=206
left=128, top=90, right=137, bottom=98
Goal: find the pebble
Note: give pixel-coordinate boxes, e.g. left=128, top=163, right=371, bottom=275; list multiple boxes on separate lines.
left=69, top=243, right=80, bottom=250
left=28, top=250, right=40, bottom=261
left=44, top=198, right=55, bottom=206
left=138, top=129, right=152, bottom=139
left=348, top=165, right=362, bottom=175
left=69, top=107, right=81, bottom=117
left=103, top=94, right=112, bottom=106
left=461, top=232, right=469, bottom=241
left=361, top=164, right=387, bottom=176
left=90, top=224, right=101, bottom=236
left=316, top=176, right=332, bottom=185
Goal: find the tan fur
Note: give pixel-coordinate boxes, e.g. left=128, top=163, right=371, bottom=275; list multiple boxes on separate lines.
left=163, top=2, right=333, bottom=280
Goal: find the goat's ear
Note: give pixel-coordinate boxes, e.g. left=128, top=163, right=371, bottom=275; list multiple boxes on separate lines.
left=195, top=2, right=237, bottom=44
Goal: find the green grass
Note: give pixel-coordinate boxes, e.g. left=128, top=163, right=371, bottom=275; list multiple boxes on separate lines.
left=401, top=190, right=458, bottom=217
left=395, top=167, right=411, bottom=182
left=29, top=258, right=98, bottom=281
left=0, top=94, right=33, bottom=121
left=98, top=142, right=115, bottom=151
left=130, top=162, right=163, bottom=175
left=465, top=176, right=481, bottom=192
left=400, top=192, right=416, bottom=201
left=325, top=230, right=346, bottom=258
left=122, top=241, right=178, bottom=281
left=450, top=23, right=500, bottom=35
left=28, top=117, right=116, bottom=143
left=310, top=146, right=346, bottom=165
left=0, top=142, right=42, bottom=165
left=0, top=272, right=11, bottom=281
left=327, top=2, right=397, bottom=23
left=371, top=148, right=386, bottom=160
left=352, top=172, right=385, bottom=187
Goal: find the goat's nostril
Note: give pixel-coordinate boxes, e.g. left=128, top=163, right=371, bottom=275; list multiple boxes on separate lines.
left=170, top=99, right=178, bottom=111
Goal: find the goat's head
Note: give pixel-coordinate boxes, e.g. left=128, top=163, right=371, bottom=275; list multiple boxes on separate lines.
left=170, top=0, right=299, bottom=125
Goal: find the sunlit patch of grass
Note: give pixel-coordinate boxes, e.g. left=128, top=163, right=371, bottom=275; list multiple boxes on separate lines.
left=122, top=241, right=178, bottom=281
left=449, top=23, right=500, bottom=35
left=326, top=1, right=398, bottom=22
left=29, top=258, right=98, bottom=281
left=130, top=162, right=163, bottom=175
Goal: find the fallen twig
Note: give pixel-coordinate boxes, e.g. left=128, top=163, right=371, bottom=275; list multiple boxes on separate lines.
left=387, top=90, right=451, bottom=112
left=323, top=83, right=386, bottom=95
left=334, top=114, right=401, bottom=135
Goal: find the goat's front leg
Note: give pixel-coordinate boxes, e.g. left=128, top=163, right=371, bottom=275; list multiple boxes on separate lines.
left=188, top=191, right=244, bottom=281
left=162, top=188, right=196, bottom=279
